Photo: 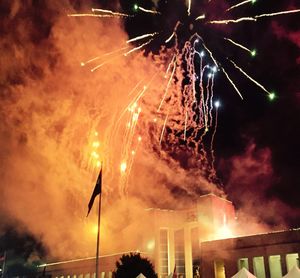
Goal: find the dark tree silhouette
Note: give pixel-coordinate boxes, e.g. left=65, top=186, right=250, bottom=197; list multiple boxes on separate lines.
left=113, top=253, right=157, bottom=278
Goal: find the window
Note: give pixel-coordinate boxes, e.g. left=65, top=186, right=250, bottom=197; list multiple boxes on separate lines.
left=238, top=258, right=249, bottom=270
left=269, top=255, right=282, bottom=278
left=175, top=229, right=185, bottom=277
left=159, top=229, right=169, bottom=276
left=253, top=256, right=266, bottom=278
left=214, top=260, right=226, bottom=278
left=286, top=253, right=299, bottom=272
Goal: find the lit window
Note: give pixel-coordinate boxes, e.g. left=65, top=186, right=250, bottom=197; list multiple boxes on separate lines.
left=286, top=253, right=299, bottom=272
left=253, top=256, right=266, bottom=278
left=214, top=260, right=226, bottom=278
left=269, top=255, right=282, bottom=278
left=238, top=258, right=249, bottom=270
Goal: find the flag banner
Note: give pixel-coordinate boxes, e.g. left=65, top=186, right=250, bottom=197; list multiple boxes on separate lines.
left=87, top=167, right=102, bottom=216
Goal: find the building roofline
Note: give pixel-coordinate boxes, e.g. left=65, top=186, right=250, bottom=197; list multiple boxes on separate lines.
left=199, top=193, right=232, bottom=204
left=202, top=228, right=300, bottom=244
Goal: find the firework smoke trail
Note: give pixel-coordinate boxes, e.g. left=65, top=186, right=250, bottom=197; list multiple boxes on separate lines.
left=209, top=101, right=219, bottom=180
left=226, top=0, right=254, bottom=12
left=209, top=74, right=215, bottom=127
left=229, top=59, right=271, bottom=94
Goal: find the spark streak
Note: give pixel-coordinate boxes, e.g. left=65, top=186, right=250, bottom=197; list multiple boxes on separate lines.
left=255, top=9, right=300, bottom=19
left=157, top=59, right=177, bottom=112
left=165, top=21, right=181, bottom=43
left=221, top=67, right=244, bottom=99
left=127, top=32, right=158, bottom=44
left=184, top=110, right=188, bottom=141
left=209, top=17, right=256, bottom=24
left=124, top=39, right=153, bottom=56
left=188, top=0, right=192, bottom=15
left=138, top=6, right=161, bottom=15
left=195, top=14, right=206, bottom=20
left=68, top=14, right=115, bottom=18
left=229, top=59, right=271, bottom=94
left=202, top=44, right=218, bottom=67
left=91, top=8, right=133, bottom=18
left=81, top=46, right=129, bottom=66
left=226, top=0, right=253, bottom=12
left=224, top=38, right=253, bottom=54
left=159, top=113, right=169, bottom=144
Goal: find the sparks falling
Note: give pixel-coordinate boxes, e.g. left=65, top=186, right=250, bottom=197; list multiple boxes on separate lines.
left=70, top=1, right=300, bottom=194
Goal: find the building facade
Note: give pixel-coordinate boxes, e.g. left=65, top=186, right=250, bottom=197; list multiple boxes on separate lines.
left=201, top=229, right=300, bottom=278
left=39, top=194, right=300, bottom=278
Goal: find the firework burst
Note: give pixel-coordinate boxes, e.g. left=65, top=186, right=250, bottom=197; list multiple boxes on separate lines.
left=69, top=0, right=299, bottom=195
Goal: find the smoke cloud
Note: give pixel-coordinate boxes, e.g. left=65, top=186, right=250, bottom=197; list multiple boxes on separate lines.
left=0, top=0, right=223, bottom=259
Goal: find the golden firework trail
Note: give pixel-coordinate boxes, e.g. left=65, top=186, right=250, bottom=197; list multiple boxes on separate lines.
left=124, top=39, right=153, bottom=56
left=81, top=46, right=130, bottom=66
left=68, top=14, right=116, bottom=18
left=226, top=0, right=254, bottom=12
left=255, top=9, right=300, bottom=19
left=209, top=17, right=256, bottom=24
left=126, top=32, right=159, bottom=44
left=165, top=21, right=181, bottom=43
left=221, top=67, right=244, bottom=99
left=184, top=110, right=188, bottom=141
left=165, top=55, right=176, bottom=77
left=138, top=6, right=161, bottom=15
left=188, top=0, right=192, bottom=15
left=91, top=8, right=133, bottom=17
left=229, top=59, right=271, bottom=94
left=157, top=59, right=177, bottom=112
left=224, top=38, right=253, bottom=54
left=195, top=14, right=206, bottom=20
left=159, top=113, right=169, bottom=144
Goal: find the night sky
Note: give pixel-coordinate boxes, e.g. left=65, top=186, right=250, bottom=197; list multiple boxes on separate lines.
left=117, top=0, right=300, bottom=226
left=0, top=0, right=299, bottom=260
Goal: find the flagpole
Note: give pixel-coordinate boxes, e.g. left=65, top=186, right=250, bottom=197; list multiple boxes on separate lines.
left=95, top=169, right=102, bottom=278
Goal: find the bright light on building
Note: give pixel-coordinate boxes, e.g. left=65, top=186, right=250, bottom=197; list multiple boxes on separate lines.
left=217, top=225, right=233, bottom=239
left=120, top=162, right=127, bottom=173
left=92, top=141, right=100, bottom=148
left=147, top=239, right=155, bottom=250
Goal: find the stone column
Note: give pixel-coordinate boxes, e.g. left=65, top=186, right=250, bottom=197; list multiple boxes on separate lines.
left=280, top=254, right=287, bottom=276
left=263, top=256, right=270, bottom=278
left=184, top=227, right=193, bottom=278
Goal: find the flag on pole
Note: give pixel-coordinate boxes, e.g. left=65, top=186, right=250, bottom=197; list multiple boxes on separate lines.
left=87, top=167, right=102, bottom=216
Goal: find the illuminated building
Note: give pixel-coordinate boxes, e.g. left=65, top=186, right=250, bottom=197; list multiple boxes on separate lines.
left=38, top=194, right=300, bottom=278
